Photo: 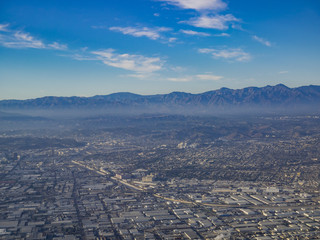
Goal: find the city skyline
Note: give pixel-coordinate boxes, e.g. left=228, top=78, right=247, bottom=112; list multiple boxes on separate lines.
left=1, top=0, right=320, bottom=100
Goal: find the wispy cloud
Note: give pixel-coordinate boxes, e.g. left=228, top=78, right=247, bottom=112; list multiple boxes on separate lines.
left=214, top=33, right=230, bottom=37
left=91, top=25, right=108, bottom=30
left=91, top=49, right=163, bottom=73
left=48, top=42, right=68, bottom=50
left=170, top=66, right=186, bottom=72
left=66, top=48, right=166, bottom=74
left=196, top=74, right=223, bottom=80
left=182, top=14, right=240, bottom=30
left=167, top=77, right=192, bottom=82
left=159, top=0, right=227, bottom=11
left=180, top=29, right=210, bottom=37
left=0, top=23, right=9, bottom=32
left=109, top=26, right=171, bottom=40
left=160, top=0, right=241, bottom=31
left=199, top=47, right=251, bottom=62
left=168, top=37, right=178, bottom=42
left=66, top=52, right=98, bottom=61
left=279, top=71, right=289, bottom=74
left=126, top=73, right=154, bottom=79
left=1, top=31, right=46, bottom=49
left=252, top=35, right=271, bottom=47
left=0, top=24, right=67, bottom=50
left=167, top=73, right=223, bottom=82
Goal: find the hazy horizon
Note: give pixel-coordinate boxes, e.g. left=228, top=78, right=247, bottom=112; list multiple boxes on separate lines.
left=1, top=83, right=320, bottom=101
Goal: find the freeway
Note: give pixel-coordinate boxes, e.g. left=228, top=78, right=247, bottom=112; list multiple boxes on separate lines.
left=72, top=160, right=304, bottom=209
left=111, top=176, right=145, bottom=191
left=71, top=160, right=109, bottom=176
left=70, top=160, right=196, bottom=204
left=71, top=160, right=144, bottom=191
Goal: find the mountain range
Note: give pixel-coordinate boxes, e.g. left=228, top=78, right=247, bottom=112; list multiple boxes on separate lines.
left=1, top=84, right=320, bottom=114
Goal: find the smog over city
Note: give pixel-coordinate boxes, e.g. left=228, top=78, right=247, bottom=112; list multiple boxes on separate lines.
left=1, top=0, right=320, bottom=239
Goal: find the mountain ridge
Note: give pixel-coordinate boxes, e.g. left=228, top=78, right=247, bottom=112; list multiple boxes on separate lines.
left=1, top=84, right=320, bottom=114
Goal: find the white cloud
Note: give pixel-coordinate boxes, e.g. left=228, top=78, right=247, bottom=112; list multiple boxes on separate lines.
left=91, top=49, right=163, bottom=73
left=199, top=48, right=251, bottom=62
left=167, top=77, right=192, bottom=82
left=170, top=66, right=186, bottom=72
left=180, top=29, right=210, bottom=36
left=48, top=42, right=68, bottom=50
left=91, top=25, right=108, bottom=29
left=0, top=23, right=9, bottom=32
left=0, top=24, right=68, bottom=51
left=126, top=73, right=153, bottom=79
left=279, top=71, right=289, bottom=74
left=109, top=26, right=171, bottom=40
left=168, top=37, right=178, bottom=42
left=1, top=31, right=45, bottom=49
left=252, top=35, right=271, bottom=47
left=214, top=33, right=230, bottom=37
left=183, top=14, right=240, bottom=30
left=68, top=53, right=98, bottom=61
left=167, top=73, right=223, bottom=82
left=196, top=74, right=223, bottom=80
left=159, top=0, right=227, bottom=11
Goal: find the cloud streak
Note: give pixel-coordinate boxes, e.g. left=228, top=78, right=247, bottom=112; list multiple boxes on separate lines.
left=91, top=49, right=163, bottom=73
left=48, top=42, right=68, bottom=50
left=159, top=0, right=227, bottom=11
left=167, top=73, right=223, bottom=82
left=196, top=74, right=223, bottom=81
left=252, top=35, right=271, bottom=47
left=180, top=29, right=210, bottom=37
left=214, top=33, right=230, bottom=37
left=167, top=77, right=192, bottom=82
left=0, top=23, right=9, bottom=32
left=109, top=26, right=171, bottom=40
left=160, top=0, right=240, bottom=31
left=183, top=14, right=240, bottom=30
left=1, top=31, right=46, bottom=49
left=0, top=24, right=67, bottom=50
left=199, top=48, right=251, bottom=62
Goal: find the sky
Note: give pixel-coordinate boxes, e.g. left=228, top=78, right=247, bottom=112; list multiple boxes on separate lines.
left=0, top=0, right=320, bottom=100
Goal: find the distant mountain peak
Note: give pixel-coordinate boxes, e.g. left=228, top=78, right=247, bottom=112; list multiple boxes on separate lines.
left=275, top=83, right=289, bottom=88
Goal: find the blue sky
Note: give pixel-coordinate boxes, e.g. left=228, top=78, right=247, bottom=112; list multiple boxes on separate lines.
left=0, top=0, right=320, bottom=99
